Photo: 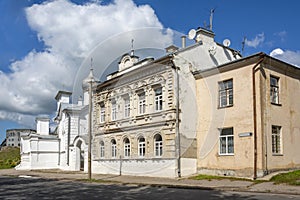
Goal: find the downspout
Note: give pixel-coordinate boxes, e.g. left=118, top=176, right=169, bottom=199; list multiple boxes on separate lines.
left=66, top=112, right=71, bottom=166
left=252, top=54, right=265, bottom=180
left=171, top=59, right=181, bottom=178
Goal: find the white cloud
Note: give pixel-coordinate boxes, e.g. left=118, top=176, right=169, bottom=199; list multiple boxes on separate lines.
left=0, top=0, right=172, bottom=128
left=245, top=33, right=265, bottom=48
left=270, top=48, right=300, bottom=67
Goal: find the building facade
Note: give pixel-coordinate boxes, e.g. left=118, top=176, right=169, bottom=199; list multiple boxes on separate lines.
left=6, top=129, right=36, bottom=147
left=194, top=53, right=300, bottom=178
left=17, top=26, right=300, bottom=179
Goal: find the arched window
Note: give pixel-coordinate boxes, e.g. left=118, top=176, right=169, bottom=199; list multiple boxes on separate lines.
left=138, top=137, right=146, bottom=157
left=154, top=134, right=163, bottom=157
left=124, top=138, right=130, bottom=158
left=100, top=141, right=105, bottom=158
left=111, top=139, right=117, bottom=158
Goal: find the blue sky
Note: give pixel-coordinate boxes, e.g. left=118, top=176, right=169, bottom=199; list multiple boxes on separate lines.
left=1, top=0, right=300, bottom=142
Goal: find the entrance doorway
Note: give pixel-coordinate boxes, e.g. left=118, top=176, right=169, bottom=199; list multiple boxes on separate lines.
left=76, top=140, right=84, bottom=171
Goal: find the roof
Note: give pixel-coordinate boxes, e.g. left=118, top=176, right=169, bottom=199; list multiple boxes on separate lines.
left=55, top=91, right=72, bottom=101
left=193, top=52, right=300, bottom=78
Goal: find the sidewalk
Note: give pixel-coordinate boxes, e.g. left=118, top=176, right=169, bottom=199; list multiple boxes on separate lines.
left=1, top=168, right=300, bottom=195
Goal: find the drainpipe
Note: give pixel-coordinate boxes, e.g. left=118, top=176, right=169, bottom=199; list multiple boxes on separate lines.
left=171, top=59, right=181, bottom=178
left=66, top=112, right=71, bottom=166
left=252, top=54, right=265, bottom=180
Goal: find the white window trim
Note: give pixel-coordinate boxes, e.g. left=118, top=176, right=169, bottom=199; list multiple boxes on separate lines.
left=100, top=142, right=105, bottom=158
left=100, top=107, right=105, bottom=123
left=218, top=79, right=233, bottom=108
left=154, top=88, right=163, bottom=111
left=138, top=94, right=146, bottom=115
left=124, top=140, right=131, bottom=158
left=124, top=98, right=130, bottom=118
left=111, top=102, right=117, bottom=121
left=272, top=125, right=282, bottom=155
left=219, top=128, right=234, bottom=156
left=111, top=142, right=117, bottom=158
left=138, top=138, right=146, bottom=157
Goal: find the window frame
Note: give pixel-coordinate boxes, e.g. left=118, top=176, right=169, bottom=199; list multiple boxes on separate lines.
left=154, top=87, right=163, bottom=111
left=138, top=92, right=146, bottom=115
left=272, top=125, right=282, bottom=155
left=219, top=127, right=234, bottom=155
left=124, top=138, right=131, bottom=158
left=100, top=106, right=105, bottom=123
left=111, top=139, right=117, bottom=158
left=270, top=75, right=280, bottom=105
left=218, top=79, right=233, bottom=108
left=124, top=97, right=130, bottom=118
left=111, top=100, right=117, bottom=121
left=138, top=137, right=146, bottom=157
left=154, top=134, right=163, bottom=157
left=100, top=141, right=105, bottom=158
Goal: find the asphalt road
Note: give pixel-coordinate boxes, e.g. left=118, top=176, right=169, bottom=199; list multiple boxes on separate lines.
left=0, top=176, right=299, bottom=200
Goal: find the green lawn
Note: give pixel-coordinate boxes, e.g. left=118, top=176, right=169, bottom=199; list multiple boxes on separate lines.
left=0, top=147, right=20, bottom=169
left=270, top=170, right=300, bottom=185
left=190, top=174, right=253, bottom=182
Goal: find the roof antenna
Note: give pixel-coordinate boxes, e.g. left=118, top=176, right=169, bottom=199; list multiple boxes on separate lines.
left=131, top=39, right=135, bottom=56
left=241, top=36, right=246, bottom=55
left=209, top=8, right=216, bottom=31
left=90, top=57, right=93, bottom=71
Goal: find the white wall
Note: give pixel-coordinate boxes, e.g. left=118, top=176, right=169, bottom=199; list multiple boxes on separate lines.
left=92, top=159, right=177, bottom=177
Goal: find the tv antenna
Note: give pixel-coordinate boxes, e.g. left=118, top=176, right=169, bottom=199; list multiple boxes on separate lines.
left=209, top=8, right=216, bottom=31
left=241, top=36, right=246, bottom=55
left=131, top=39, right=135, bottom=56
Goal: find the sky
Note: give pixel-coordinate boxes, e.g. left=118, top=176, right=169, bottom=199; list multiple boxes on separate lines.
left=1, top=0, right=300, bottom=142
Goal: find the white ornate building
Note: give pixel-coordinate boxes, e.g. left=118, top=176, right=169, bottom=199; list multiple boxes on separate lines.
left=18, top=27, right=242, bottom=177
left=91, top=28, right=241, bottom=177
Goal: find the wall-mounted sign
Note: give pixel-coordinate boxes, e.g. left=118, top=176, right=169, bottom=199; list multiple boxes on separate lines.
left=239, top=132, right=252, bottom=137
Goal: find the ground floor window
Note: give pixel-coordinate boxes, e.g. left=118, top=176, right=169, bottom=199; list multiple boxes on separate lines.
left=138, top=137, right=146, bottom=157
left=272, top=125, right=282, bottom=154
left=124, top=138, right=130, bottom=158
left=111, top=139, right=117, bottom=158
left=219, top=127, right=234, bottom=155
left=100, top=141, right=105, bottom=158
left=154, top=134, right=163, bottom=157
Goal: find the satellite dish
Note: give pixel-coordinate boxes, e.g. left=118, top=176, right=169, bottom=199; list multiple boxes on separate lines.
left=188, top=29, right=196, bottom=40
left=223, top=39, right=231, bottom=47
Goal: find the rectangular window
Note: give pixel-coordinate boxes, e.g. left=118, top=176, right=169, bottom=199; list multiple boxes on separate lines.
left=155, top=87, right=163, bottom=111
left=219, top=79, right=233, bottom=108
left=111, top=101, right=117, bottom=121
left=138, top=93, right=146, bottom=114
left=272, top=125, right=282, bottom=154
left=270, top=76, right=279, bottom=104
left=100, top=106, right=105, bottom=123
left=219, top=127, right=234, bottom=155
left=124, top=98, right=130, bottom=118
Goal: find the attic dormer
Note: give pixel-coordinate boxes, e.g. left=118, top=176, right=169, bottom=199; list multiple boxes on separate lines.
left=118, top=53, right=139, bottom=71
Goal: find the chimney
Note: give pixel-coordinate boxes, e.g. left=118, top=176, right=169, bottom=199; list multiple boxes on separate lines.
left=165, top=45, right=179, bottom=54
left=36, top=116, right=50, bottom=135
left=181, top=35, right=186, bottom=48
left=195, top=28, right=215, bottom=44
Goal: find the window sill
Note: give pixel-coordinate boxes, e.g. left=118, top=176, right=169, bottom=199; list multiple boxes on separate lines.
left=271, top=102, right=282, bottom=106
left=218, top=153, right=234, bottom=156
left=272, top=153, right=283, bottom=156
left=218, top=105, right=233, bottom=109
